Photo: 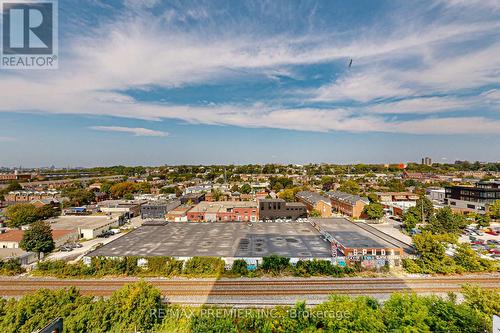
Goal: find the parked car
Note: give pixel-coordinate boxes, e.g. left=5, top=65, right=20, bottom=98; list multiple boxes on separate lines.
left=60, top=246, right=73, bottom=252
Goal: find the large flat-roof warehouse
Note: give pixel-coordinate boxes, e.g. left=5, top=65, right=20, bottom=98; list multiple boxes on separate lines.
left=88, top=222, right=332, bottom=260
left=87, top=218, right=411, bottom=268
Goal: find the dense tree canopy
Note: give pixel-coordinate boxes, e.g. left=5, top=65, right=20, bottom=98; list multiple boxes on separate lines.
left=4, top=204, right=44, bottom=228
left=62, top=187, right=95, bottom=206
left=427, top=206, right=467, bottom=235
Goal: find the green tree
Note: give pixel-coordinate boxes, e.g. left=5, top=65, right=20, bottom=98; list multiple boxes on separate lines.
left=383, top=293, right=430, bottom=332
left=338, top=180, right=360, bottom=195
left=453, top=243, right=491, bottom=272
left=109, top=182, right=137, bottom=199
left=309, top=209, right=322, bottom=218
left=62, top=188, right=95, bottom=206
left=408, top=232, right=458, bottom=274
left=240, top=183, right=252, bottom=194
left=461, top=284, right=500, bottom=329
left=367, top=192, right=379, bottom=203
left=278, top=187, right=304, bottom=202
left=362, top=203, right=384, bottom=220
left=160, top=186, right=181, bottom=197
left=415, top=196, right=434, bottom=222
left=488, top=199, right=500, bottom=219
left=261, top=255, right=290, bottom=275
left=20, top=221, right=55, bottom=259
left=211, top=188, right=224, bottom=201
left=5, top=181, right=22, bottom=192
left=475, top=213, right=491, bottom=227
left=403, top=206, right=420, bottom=232
left=4, top=203, right=40, bottom=227
left=36, top=205, right=58, bottom=220
left=427, top=206, right=466, bottom=235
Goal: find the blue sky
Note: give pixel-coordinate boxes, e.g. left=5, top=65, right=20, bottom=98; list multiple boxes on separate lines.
left=0, top=0, right=499, bottom=167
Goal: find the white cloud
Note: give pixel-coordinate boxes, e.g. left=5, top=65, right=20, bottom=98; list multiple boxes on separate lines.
left=0, top=137, right=16, bottom=142
left=314, top=72, right=415, bottom=103
left=0, top=3, right=498, bottom=136
left=366, top=96, right=473, bottom=114
left=90, top=126, right=168, bottom=137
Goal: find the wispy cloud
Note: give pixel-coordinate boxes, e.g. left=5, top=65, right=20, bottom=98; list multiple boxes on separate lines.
left=0, top=137, right=16, bottom=142
left=0, top=1, right=498, bottom=136
left=90, top=126, right=168, bottom=137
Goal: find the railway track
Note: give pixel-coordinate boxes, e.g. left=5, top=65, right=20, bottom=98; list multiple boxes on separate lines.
left=0, top=287, right=498, bottom=297
left=0, top=276, right=498, bottom=298
left=0, top=276, right=497, bottom=285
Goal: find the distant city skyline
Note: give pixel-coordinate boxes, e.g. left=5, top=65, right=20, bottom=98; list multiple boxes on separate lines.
left=1, top=0, right=499, bottom=166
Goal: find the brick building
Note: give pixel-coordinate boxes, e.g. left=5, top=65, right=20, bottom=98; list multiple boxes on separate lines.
left=258, top=198, right=307, bottom=221
left=187, top=201, right=258, bottom=222
left=4, top=190, right=60, bottom=203
left=295, top=191, right=332, bottom=218
left=327, top=191, right=369, bottom=218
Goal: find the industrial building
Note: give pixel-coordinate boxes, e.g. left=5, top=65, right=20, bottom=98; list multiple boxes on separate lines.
left=97, top=200, right=145, bottom=218
left=86, top=222, right=332, bottom=266
left=140, top=200, right=181, bottom=220
left=0, top=229, right=78, bottom=248
left=258, top=199, right=307, bottom=221
left=309, top=218, right=412, bottom=268
left=86, top=218, right=411, bottom=268
left=48, top=216, right=120, bottom=239
left=187, top=201, right=258, bottom=222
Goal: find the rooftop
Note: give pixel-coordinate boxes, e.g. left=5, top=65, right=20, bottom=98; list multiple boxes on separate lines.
left=310, top=218, right=401, bottom=250
left=48, top=216, right=118, bottom=230
left=327, top=191, right=369, bottom=205
left=87, top=222, right=331, bottom=258
left=296, top=191, right=330, bottom=205
left=189, top=201, right=257, bottom=214
left=0, top=229, right=76, bottom=242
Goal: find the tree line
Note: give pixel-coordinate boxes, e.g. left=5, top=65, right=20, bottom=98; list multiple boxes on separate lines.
left=0, top=281, right=497, bottom=333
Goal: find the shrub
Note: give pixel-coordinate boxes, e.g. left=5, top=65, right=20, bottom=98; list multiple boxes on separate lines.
left=261, top=255, right=291, bottom=275
left=182, top=257, right=225, bottom=276
left=0, top=259, right=25, bottom=275
left=230, top=259, right=249, bottom=276
left=145, top=257, right=184, bottom=277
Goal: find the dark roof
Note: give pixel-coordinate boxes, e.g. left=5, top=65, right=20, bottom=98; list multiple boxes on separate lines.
left=327, top=191, right=369, bottom=205
left=296, top=191, right=330, bottom=205
left=258, top=198, right=286, bottom=203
